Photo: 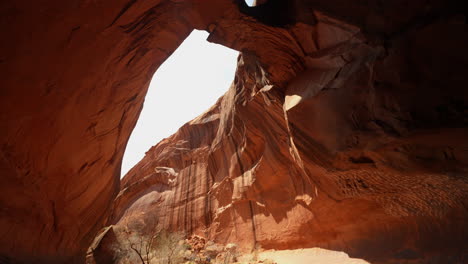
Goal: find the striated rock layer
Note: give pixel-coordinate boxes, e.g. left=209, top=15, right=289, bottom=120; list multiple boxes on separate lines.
left=1, top=0, right=468, bottom=263
left=112, top=1, right=468, bottom=263
left=0, top=0, right=243, bottom=262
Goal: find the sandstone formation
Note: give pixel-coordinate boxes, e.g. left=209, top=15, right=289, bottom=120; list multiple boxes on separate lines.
left=0, top=0, right=239, bottom=262
left=1, top=0, right=468, bottom=263
left=110, top=1, right=468, bottom=263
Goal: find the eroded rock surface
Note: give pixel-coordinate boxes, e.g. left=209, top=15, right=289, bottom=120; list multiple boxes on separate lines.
left=0, top=0, right=238, bottom=262
left=1, top=0, right=468, bottom=263
left=111, top=2, right=468, bottom=263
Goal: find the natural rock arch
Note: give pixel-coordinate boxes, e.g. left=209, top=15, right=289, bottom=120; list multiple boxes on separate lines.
left=1, top=0, right=467, bottom=263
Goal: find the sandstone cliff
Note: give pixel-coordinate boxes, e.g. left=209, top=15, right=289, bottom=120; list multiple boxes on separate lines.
left=111, top=2, right=468, bottom=263
left=1, top=0, right=467, bottom=263
left=0, top=0, right=240, bottom=262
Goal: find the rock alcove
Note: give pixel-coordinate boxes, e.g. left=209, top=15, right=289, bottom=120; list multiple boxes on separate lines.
left=1, top=0, right=467, bottom=263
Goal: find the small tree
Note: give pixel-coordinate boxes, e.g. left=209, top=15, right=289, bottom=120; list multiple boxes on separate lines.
left=121, top=222, right=160, bottom=264
left=153, top=230, right=186, bottom=264
left=118, top=215, right=187, bottom=264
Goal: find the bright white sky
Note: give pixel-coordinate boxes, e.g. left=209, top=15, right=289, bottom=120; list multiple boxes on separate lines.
left=121, top=30, right=239, bottom=177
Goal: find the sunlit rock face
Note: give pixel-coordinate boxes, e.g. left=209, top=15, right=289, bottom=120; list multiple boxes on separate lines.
left=112, top=1, right=468, bottom=264
left=1, top=0, right=467, bottom=263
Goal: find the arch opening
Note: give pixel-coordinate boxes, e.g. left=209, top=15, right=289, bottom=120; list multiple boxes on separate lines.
left=245, top=0, right=255, bottom=7
left=121, top=30, right=238, bottom=177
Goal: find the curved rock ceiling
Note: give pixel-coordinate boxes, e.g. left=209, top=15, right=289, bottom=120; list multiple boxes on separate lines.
left=1, top=0, right=467, bottom=263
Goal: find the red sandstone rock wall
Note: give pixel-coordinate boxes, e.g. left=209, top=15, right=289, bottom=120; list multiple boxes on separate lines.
left=2, top=0, right=468, bottom=263
left=0, top=0, right=237, bottom=262
left=111, top=2, right=468, bottom=263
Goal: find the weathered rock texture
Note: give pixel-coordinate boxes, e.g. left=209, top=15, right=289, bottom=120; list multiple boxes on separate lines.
left=1, top=0, right=468, bottom=263
left=0, top=0, right=240, bottom=262
left=110, top=1, right=468, bottom=263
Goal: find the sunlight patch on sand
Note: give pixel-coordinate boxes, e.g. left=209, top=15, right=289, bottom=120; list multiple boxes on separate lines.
left=256, top=248, right=370, bottom=264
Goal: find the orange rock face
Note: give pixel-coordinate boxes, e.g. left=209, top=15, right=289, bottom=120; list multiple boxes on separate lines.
left=112, top=2, right=468, bottom=263
left=1, top=0, right=468, bottom=263
left=0, top=0, right=234, bottom=262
